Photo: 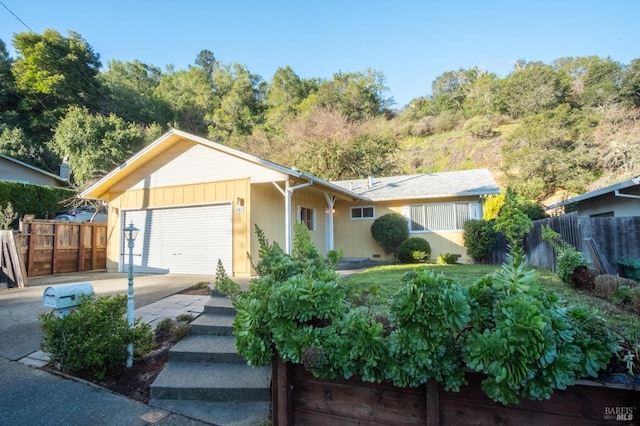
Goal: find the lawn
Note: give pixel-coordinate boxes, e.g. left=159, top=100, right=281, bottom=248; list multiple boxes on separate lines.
left=341, top=262, right=640, bottom=348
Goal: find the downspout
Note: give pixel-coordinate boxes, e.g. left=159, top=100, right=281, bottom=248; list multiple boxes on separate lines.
left=274, top=180, right=314, bottom=254
left=324, top=194, right=336, bottom=252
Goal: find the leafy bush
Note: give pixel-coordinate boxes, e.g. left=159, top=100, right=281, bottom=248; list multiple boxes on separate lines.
left=370, top=213, right=409, bottom=257
left=463, top=116, right=493, bottom=138
left=541, top=225, right=589, bottom=286
left=437, top=253, right=461, bottom=265
left=494, top=188, right=532, bottom=247
left=39, top=295, right=154, bottom=380
left=397, top=237, right=431, bottom=263
left=234, top=228, right=618, bottom=405
left=463, top=220, right=498, bottom=263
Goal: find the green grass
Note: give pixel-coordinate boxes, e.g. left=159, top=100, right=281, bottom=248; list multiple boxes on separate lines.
left=341, top=262, right=640, bottom=347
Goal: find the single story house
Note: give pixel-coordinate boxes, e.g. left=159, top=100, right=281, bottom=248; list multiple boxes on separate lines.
left=0, top=154, right=70, bottom=187
left=80, top=129, right=500, bottom=276
left=546, top=176, right=640, bottom=217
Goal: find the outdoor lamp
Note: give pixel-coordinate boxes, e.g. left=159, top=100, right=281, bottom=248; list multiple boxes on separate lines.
left=124, top=222, right=139, bottom=368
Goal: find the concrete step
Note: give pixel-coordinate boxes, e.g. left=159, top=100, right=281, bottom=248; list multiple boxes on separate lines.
left=151, top=362, right=271, bottom=402
left=169, top=335, right=245, bottom=364
left=148, top=399, right=271, bottom=426
left=190, top=313, right=234, bottom=335
left=204, top=295, right=237, bottom=316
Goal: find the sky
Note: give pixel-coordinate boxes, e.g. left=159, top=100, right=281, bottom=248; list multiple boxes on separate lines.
left=1, top=0, right=639, bottom=108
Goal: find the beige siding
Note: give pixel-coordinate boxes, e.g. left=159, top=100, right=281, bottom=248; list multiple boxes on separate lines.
left=249, top=184, right=330, bottom=267
left=572, top=191, right=640, bottom=217
left=105, top=179, right=251, bottom=276
left=111, top=139, right=287, bottom=192
left=0, top=159, right=63, bottom=186
left=334, top=196, right=480, bottom=262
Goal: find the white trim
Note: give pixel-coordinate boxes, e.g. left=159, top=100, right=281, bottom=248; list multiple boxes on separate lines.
left=350, top=206, right=375, bottom=220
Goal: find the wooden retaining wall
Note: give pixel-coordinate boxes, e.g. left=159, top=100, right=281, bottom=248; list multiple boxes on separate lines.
left=15, top=220, right=107, bottom=277
left=272, top=359, right=639, bottom=425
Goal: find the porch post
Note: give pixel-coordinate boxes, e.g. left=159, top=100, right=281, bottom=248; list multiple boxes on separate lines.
left=324, top=194, right=336, bottom=252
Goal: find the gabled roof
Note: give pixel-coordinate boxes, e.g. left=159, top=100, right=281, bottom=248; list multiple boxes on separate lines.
left=0, top=154, right=69, bottom=186
left=80, top=129, right=366, bottom=201
left=546, top=176, right=640, bottom=209
left=332, top=169, right=500, bottom=202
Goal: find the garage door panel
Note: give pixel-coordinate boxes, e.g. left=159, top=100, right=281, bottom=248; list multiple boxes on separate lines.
left=122, top=204, right=232, bottom=274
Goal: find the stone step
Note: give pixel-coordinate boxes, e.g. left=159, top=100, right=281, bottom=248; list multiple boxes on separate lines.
left=169, top=335, right=245, bottom=364
left=190, top=312, right=234, bottom=335
left=148, top=399, right=271, bottom=426
left=204, top=295, right=237, bottom=316
left=151, top=362, right=271, bottom=402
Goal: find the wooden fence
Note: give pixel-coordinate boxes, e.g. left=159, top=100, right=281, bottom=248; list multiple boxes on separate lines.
left=492, top=213, right=640, bottom=274
left=15, top=220, right=107, bottom=278
left=272, top=359, right=639, bottom=425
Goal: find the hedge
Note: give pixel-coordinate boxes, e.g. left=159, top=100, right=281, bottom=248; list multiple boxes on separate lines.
left=0, top=182, right=76, bottom=222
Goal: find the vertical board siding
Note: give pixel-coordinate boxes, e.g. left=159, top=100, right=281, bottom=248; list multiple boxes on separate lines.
left=491, top=213, right=640, bottom=273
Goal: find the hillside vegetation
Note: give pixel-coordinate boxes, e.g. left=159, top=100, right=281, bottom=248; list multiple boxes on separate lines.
left=1, top=29, right=639, bottom=206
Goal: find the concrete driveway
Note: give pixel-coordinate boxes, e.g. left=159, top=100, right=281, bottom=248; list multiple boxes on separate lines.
left=0, top=272, right=214, bottom=361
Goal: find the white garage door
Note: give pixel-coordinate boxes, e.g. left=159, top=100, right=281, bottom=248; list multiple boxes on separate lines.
left=122, top=204, right=232, bottom=274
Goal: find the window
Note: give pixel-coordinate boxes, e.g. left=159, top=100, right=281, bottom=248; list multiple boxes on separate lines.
left=350, top=206, right=375, bottom=220
left=407, top=203, right=471, bottom=231
left=298, top=206, right=316, bottom=231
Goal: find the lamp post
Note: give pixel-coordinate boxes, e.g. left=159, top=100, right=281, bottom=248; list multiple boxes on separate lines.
left=123, top=222, right=139, bottom=368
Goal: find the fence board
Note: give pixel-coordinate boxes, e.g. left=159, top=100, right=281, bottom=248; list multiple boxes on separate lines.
left=15, top=220, right=107, bottom=279
left=491, top=213, right=640, bottom=274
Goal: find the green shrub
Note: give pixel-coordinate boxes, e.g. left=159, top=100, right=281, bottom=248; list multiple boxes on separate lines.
left=371, top=213, right=409, bottom=257
left=39, top=295, right=154, bottom=380
left=463, top=220, right=498, bottom=263
left=397, top=237, right=431, bottom=263
left=234, top=227, right=618, bottom=405
left=214, top=259, right=241, bottom=297
left=541, top=225, right=589, bottom=286
left=557, top=248, right=590, bottom=286
left=437, top=253, right=461, bottom=265
left=463, top=116, right=493, bottom=138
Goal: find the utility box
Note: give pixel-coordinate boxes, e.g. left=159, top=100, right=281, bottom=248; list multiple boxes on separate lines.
left=618, top=259, right=640, bottom=281
left=42, top=283, right=94, bottom=317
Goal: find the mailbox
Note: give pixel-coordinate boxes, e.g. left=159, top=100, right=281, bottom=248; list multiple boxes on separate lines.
left=42, top=283, right=94, bottom=317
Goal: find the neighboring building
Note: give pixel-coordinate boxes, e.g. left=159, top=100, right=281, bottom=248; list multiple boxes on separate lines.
left=546, top=177, right=640, bottom=217
left=0, top=154, right=70, bottom=187
left=80, top=129, right=500, bottom=276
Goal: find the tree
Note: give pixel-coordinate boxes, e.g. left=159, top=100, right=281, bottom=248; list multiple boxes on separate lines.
left=264, top=66, right=309, bottom=136
left=502, top=61, right=567, bottom=118
left=208, top=62, right=266, bottom=141
left=51, top=106, right=147, bottom=185
left=557, top=56, right=622, bottom=108
left=621, top=58, right=640, bottom=108
left=11, top=29, right=102, bottom=136
left=501, top=104, right=599, bottom=199
left=280, top=108, right=398, bottom=180
left=194, top=49, right=217, bottom=80
left=156, top=66, right=215, bottom=135
left=312, top=69, right=394, bottom=120
left=99, top=59, right=171, bottom=126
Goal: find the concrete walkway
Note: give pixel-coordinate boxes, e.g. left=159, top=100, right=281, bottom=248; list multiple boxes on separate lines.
left=0, top=272, right=238, bottom=425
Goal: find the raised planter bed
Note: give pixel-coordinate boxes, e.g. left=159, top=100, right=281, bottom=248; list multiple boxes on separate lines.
left=272, top=359, right=639, bottom=425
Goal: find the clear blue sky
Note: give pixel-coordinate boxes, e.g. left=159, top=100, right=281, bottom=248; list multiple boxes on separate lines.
left=1, top=0, right=639, bottom=107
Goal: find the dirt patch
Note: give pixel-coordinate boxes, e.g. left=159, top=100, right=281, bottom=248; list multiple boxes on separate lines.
left=178, top=284, right=211, bottom=296
left=44, top=326, right=177, bottom=403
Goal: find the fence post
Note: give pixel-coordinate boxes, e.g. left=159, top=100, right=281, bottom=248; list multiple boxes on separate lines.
left=272, top=357, right=293, bottom=425
left=426, top=379, right=440, bottom=426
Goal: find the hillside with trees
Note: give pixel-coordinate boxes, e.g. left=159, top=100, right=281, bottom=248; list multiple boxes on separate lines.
left=1, top=29, right=639, bottom=205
